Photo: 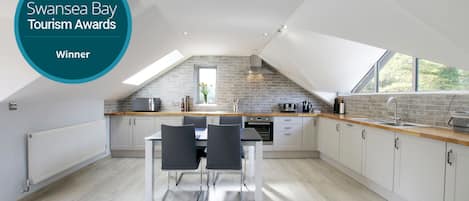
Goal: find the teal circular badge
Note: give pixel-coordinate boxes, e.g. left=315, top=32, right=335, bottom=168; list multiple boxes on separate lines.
left=15, top=0, right=132, bottom=84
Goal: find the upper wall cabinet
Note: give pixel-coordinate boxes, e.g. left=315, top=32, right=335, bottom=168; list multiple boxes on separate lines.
left=318, top=118, right=340, bottom=161
left=339, top=123, right=365, bottom=174
left=363, top=127, right=395, bottom=191
left=445, top=143, right=469, bottom=201
left=394, top=133, right=446, bottom=201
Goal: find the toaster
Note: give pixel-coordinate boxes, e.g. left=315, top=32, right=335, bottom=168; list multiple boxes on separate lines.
left=449, top=111, right=469, bottom=133
left=279, top=103, right=297, bottom=113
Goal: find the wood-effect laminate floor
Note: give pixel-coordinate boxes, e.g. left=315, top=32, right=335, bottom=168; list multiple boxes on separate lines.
left=28, top=158, right=385, bottom=201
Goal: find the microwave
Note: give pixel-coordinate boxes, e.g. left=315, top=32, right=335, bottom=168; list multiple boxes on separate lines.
left=132, top=98, right=161, bottom=112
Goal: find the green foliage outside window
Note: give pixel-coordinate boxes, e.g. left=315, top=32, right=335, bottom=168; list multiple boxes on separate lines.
left=355, top=52, right=469, bottom=93
left=419, top=59, right=469, bottom=91
left=378, top=53, right=413, bottom=92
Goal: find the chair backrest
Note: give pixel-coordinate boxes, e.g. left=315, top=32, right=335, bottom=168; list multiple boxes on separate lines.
left=183, top=116, right=207, bottom=129
left=161, top=125, right=198, bottom=170
left=206, top=124, right=242, bottom=170
left=219, top=116, right=243, bottom=127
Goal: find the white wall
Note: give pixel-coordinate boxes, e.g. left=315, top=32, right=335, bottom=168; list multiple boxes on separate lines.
left=261, top=30, right=385, bottom=102
left=0, top=98, right=105, bottom=201
left=289, top=0, right=469, bottom=69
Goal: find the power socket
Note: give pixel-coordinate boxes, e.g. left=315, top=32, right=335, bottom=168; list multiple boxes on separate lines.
left=9, top=102, right=18, bottom=111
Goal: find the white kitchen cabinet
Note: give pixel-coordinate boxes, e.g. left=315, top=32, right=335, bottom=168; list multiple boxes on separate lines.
left=363, top=127, right=395, bottom=191
left=110, top=116, right=157, bottom=150
left=273, top=117, right=302, bottom=151
left=445, top=143, right=469, bottom=201
left=110, top=117, right=133, bottom=150
left=318, top=118, right=340, bottom=161
left=301, top=117, right=316, bottom=151
left=339, top=123, right=364, bottom=174
left=394, top=133, right=446, bottom=201
left=132, top=117, right=157, bottom=149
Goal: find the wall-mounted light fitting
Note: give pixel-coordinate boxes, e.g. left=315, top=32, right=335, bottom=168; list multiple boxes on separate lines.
left=277, top=25, right=288, bottom=33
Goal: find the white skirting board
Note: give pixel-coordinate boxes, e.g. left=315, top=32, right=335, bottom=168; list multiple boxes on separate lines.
left=320, top=153, right=406, bottom=201
left=27, top=119, right=106, bottom=185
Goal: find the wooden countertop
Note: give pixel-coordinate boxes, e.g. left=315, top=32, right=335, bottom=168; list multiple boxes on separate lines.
left=105, top=111, right=320, bottom=117
left=105, top=111, right=469, bottom=146
left=320, top=113, right=469, bottom=146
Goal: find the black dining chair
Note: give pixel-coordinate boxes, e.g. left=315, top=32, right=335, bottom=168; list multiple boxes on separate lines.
left=215, top=116, right=246, bottom=186
left=219, top=116, right=243, bottom=127
left=161, top=124, right=203, bottom=198
left=177, top=116, right=207, bottom=186
left=206, top=124, right=244, bottom=200
left=183, top=116, right=207, bottom=129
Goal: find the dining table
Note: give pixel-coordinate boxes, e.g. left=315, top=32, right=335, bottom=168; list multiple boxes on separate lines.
left=144, top=127, right=264, bottom=201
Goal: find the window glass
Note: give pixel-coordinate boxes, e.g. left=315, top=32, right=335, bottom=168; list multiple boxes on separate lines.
left=378, top=53, right=413, bottom=92
left=198, top=67, right=216, bottom=104
left=418, top=59, right=469, bottom=91
left=358, top=68, right=376, bottom=93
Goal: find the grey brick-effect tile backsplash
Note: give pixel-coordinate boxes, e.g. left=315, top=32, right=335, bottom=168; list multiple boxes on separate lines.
left=344, top=93, right=469, bottom=127
left=105, top=56, right=331, bottom=113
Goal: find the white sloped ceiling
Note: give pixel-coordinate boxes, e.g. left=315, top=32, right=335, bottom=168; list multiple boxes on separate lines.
left=0, top=15, right=40, bottom=102
left=261, top=30, right=385, bottom=102
left=1, top=1, right=188, bottom=102
left=2, top=0, right=469, bottom=103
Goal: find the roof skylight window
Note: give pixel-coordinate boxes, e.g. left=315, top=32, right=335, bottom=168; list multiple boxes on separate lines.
left=123, top=50, right=184, bottom=85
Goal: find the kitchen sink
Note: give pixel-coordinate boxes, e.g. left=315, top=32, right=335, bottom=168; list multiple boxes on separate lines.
left=349, top=118, right=384, bottom=123
left=377, top=122, right=419, bottom=127
left=350, top=118, right=428, bottom=128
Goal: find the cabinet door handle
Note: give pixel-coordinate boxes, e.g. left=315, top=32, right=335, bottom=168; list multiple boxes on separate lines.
left=394, top=137, right=399, bottom=150
left=129, top=119, right=131, bottom=126
left=361, top=129, right=366, bottom=140
left=346, top=123, right=354, bottom=127
left=284, top=133, right=292, bottom=136
left=284, top=119, right=292, bottom=122
left=447, top=149, right=454, bottom=166
left=284, top=126, right=292, bottom=130
left=134, top=119, right=136, bottom=126
left=335, top=124, right=340, bottom=132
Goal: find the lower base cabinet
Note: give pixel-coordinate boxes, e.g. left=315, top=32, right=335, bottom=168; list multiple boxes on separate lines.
left=273, top=117, right=302, bottom=151
left=445, top=143, right=469, bottom=201
left=363, top=127, right=395, bottom=192
left=339, top=123, right=364, bottom=174
left=110, top=117, right=157, bottom=150
left=394, top=134, right=446, bottom=201
left=318, top=118, right=340, bottom=161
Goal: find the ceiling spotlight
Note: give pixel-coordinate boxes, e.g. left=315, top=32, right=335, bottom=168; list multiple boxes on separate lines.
left=277, top=25, right=288, bottom=33
left=183, top=31, right=189, bottom=36
left=263, top=33, right=269, bottom=37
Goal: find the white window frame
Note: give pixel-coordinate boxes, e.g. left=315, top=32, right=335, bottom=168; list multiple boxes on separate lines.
left=194, top=65, right=217, bottom=104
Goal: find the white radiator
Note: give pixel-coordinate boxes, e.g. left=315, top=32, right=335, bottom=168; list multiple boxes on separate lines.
left=27, top=119, right=106, bottom=185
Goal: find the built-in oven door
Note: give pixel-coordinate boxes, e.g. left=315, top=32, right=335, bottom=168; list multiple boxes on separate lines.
left=244, top=122, right=273, bottom=145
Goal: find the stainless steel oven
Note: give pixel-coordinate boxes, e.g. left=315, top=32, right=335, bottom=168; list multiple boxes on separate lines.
left=244, top=116, right=273, bottom=145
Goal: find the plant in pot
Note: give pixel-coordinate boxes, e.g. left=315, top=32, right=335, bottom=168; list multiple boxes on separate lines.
left=199, top=82, right=209, bottom=104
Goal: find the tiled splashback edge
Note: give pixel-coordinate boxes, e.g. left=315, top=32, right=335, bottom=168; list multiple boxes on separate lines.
left=344, top=93, right=469, bottom=127
left=105, top=56, right=331, bottom=114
